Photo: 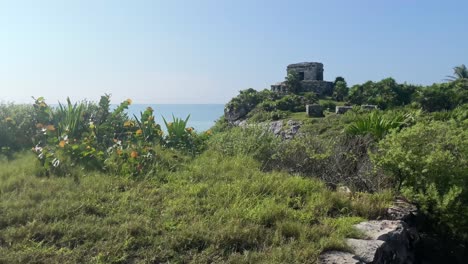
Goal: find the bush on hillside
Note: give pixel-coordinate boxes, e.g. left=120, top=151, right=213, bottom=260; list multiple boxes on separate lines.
left=348, top=78, right=417, bottom=109
left=371, top=120, right=468, bottom=241
left=416, top=80, right=468, bottom=112
left=0, top=103, right=35, bottom=156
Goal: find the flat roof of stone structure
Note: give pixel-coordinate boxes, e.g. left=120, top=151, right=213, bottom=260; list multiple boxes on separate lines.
left=287, top=62, right=323, bottom=68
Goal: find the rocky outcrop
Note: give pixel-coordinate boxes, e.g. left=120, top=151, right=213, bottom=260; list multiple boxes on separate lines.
left=224, top=105, right=250, bottom=123
left=268, top=120, right=301, bottom=139
left=319, top=200, right=419, bottom=264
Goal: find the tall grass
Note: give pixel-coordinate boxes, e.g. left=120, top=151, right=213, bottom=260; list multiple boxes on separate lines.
left=0, top=152, right=391, bottom=263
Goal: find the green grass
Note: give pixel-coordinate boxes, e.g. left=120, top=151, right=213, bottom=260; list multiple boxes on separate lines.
left=0, top=152, right=391, bottom=263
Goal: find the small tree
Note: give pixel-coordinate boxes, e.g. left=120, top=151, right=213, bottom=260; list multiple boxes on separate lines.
left=285, top=71, right=301, bottom=94
left=333, top=80, right=348, bottom=101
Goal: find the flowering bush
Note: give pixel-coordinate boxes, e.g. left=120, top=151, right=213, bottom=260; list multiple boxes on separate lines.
left=30, top=95, right=211, bottom=177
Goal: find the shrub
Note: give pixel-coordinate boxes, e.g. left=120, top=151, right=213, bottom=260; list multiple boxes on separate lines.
left=348, top=78, right=417, bottom=109
left=345, top=111, right=411, bottom=140
left=28, top=96, right=208, bottom=177
left=371, top=121, right=468, bottom=240
left=276, top=94, right=305, bottom=112
left=319, top=100, right=336, bottom=112
left=332, top=80, right=348, bottom=101
left=0, top=103, right=36, bottom=156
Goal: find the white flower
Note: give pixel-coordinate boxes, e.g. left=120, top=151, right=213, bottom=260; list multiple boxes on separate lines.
left=52, top=158, right=60, bottom=167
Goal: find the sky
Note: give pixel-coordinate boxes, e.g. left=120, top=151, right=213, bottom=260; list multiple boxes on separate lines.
left=1, top=0, right=467, bottom=104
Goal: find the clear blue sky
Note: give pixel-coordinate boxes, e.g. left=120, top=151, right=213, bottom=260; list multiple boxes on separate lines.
left=1, top=0, right=467, bottom=104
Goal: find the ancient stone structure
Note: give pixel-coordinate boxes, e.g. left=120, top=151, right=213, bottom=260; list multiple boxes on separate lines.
left=336, top=106, right=353, bottom=114
left=271, top=62, right=334, bottom=96
left=306, top=104, right=324, bottom=117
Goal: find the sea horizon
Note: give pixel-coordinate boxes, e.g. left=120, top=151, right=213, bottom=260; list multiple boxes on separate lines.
left=125, top=104, right=225, bottom=132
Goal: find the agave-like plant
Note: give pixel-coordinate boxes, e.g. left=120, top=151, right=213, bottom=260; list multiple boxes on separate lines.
left=54, top=97, right=85, bottom=139
left=345, top=111, right=409, bottom=140
left=162, top=114, right=191, bottom=143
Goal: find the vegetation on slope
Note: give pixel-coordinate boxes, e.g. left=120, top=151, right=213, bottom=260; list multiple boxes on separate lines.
left=0, top=153, right=391, bottom=263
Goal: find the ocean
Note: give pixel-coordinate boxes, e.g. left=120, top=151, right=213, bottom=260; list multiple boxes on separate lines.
left=125, top=104, right=225, bottom=132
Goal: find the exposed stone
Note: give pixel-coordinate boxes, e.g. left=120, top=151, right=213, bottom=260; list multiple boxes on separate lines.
left=224, top=105, right=249, bottom=123
left=319, top=251, right=363, bottom=264
left=346, top=238, right=384, bottom=263
left=306, top=104, right=324, bottom=117
left=387, top=198, right=418, bottom=221
left=336, top=106, right=353, bottom=114
left=318, top=199, right=419, bottom=264
left=267, top=120, right=301, bottom=139
left=354, top=220, right=405, bottom=240
left=361, top=105, right=378, bottom=110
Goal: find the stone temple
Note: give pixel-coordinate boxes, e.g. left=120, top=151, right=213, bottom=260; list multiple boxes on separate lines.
left=271, top=62, right=334, bottom=96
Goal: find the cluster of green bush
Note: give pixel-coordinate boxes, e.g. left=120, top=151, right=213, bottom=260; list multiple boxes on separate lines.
left=0, top=103, right=36, bottom=156
left=0, top=95, right=211, bottom=177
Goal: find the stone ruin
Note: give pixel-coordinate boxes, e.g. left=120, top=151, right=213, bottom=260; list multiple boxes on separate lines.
left=271, top=62, right=334, bottom=96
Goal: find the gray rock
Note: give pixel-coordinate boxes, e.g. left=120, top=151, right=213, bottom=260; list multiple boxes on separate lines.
left=346, top=239, right=384, bottom=263
left=267, top=120, right=302, bottom=139
left=319, top=251, right=363, bottom=264
left=224, top=105, right=249, bottom=123
left=268, top=120, right=283, bottom=135
left=361, top=105, right=378, bottom=110
left=387, top=198, right=418, bottom=221
left=306, top=104, right=324, bottom=117
left=354, top=220, right=405, bottom=240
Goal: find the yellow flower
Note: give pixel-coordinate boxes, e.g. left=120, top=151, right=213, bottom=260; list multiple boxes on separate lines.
left=39, top=102, right=47, bottom=108
left=186, top=127, right=193, bottom=133
left=86, top=146, right=91, bottom=150
left=123, top=121, right=133, bottom=127
left=46, top=125, right=55, bottom=131
left=5, top=117, right=13, bottom=122
left=59, top=140, right=66, bottom=148
left=136, top=129, right=143, bottom=136
left=130, top=151, right=138, bottom=158
left=126, top=99, right=133, bottom=105
left=205, top=130, right=212, bottom=136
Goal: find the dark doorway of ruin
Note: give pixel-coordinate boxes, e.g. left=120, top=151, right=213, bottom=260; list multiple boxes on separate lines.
left=298, top=72, right=305, bottom=80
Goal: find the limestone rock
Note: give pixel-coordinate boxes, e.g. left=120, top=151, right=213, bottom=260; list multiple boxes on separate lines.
left=267, top=120, right=301, bottom=139
left=319, top=251, right=363, bottom=264
left=354, top=220, right=405, bottom=240
left=224, top=105, right=249, bottom=123
left=387, top=198, right=418, bottom=221
left=346, top=239, right=384, bottom=263
left=361, top=105, right=378, bottom=110
left=336, top=106, right=353, bottom=114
